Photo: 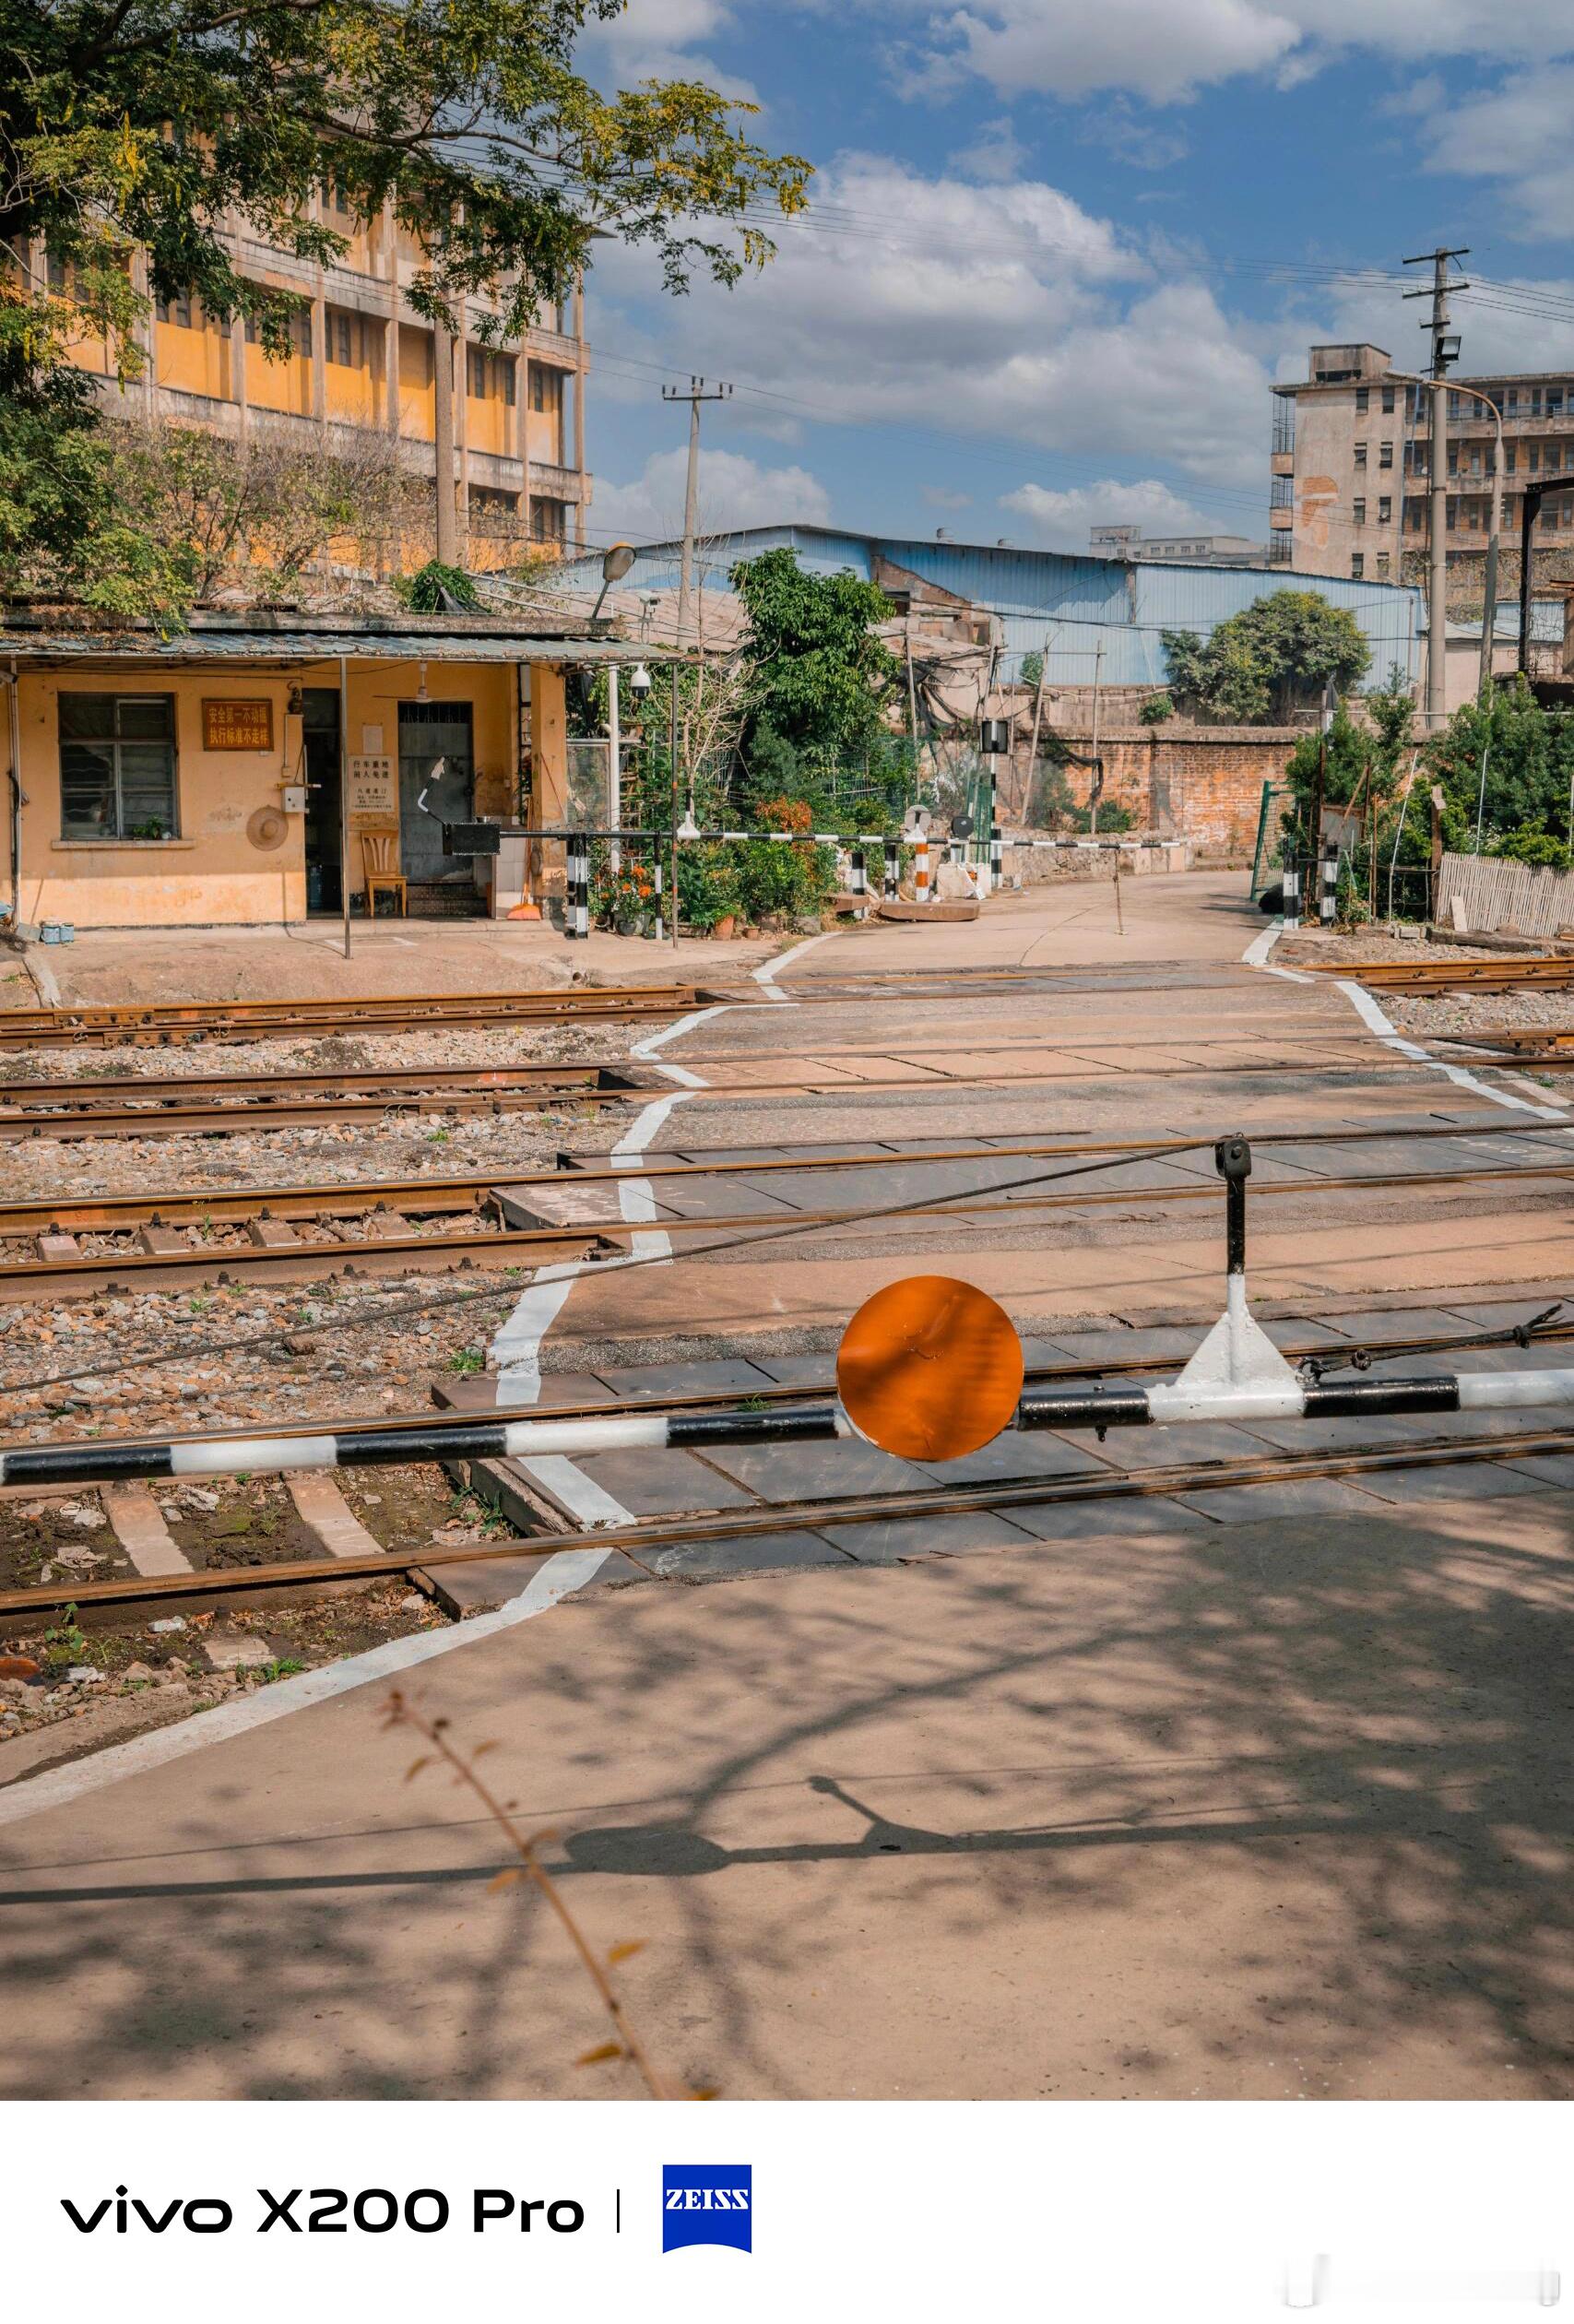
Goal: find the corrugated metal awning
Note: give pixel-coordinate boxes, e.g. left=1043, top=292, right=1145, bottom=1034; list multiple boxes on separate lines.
left=0, top=629, right=659, bottom=669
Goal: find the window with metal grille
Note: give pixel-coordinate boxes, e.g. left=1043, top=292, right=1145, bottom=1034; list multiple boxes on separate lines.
left=59, top=694, right=179, bottom=841
left=1379, top=441, right=1393, bottom=468
left=1350, top=552, right=1364, bottom=577
left=1354, top=442, right=1367, bottom=468
left=1353, top=498, right=1366, bottom=524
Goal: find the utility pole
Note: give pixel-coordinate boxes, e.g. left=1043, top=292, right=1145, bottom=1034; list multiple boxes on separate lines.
left=1402, top=245, right=1468, bottom=731
left=662, top=377, right=731, bottom=646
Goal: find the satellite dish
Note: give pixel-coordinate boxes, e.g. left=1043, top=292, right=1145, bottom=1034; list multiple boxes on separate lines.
left=952, top=812, right=975, bottom=841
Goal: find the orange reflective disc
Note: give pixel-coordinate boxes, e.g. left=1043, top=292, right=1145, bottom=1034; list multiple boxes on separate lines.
left=836, top=1275, right=1024, bottom=1462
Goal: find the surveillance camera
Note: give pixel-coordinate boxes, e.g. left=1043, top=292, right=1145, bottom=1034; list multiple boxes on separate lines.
left=629, top=662, right=653, bottom=696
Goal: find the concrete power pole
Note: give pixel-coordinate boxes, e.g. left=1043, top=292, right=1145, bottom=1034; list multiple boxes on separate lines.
left=662, top=377, right=731, bottom=646
left=1403, top=245, right=1469, bottom=731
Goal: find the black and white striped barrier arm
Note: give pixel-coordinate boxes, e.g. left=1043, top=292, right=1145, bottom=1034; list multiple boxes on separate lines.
left=0, top=1403, right=856, bottom=1489
left=11, top=1140, right=1572, bottom=1490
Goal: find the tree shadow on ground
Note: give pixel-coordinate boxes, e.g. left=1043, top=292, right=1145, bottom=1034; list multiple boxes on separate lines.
left=0, top=1488, right=1570, bottom=2097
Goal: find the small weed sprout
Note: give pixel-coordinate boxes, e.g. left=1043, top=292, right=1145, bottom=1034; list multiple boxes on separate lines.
left=382, top=1690, right=709, bottom=2101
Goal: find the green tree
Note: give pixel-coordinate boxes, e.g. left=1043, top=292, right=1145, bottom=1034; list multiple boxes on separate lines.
left=1, top=0, right=811, bottom=613
left=1420, top=677, right=1574, bottom=844
left=1161, top=590, right=1371, bottom=723
left=729, top=548, right=900, bottom=778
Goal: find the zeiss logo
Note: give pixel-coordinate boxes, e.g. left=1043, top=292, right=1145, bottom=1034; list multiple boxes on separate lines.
left=661, top=2165, right=751, bottom=2254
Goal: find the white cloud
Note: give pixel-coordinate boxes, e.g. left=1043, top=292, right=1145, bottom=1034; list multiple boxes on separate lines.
left=1414, top=64, right=1574, bottom=235
left=585, top=0, right=758, bottom=102
left=931, top=0, right=1298, bottom=105
left=1002, top=477, right=1213, bottom=550
left=870, top=0, right=1574, bottom=106
left=1277, top=267, right=1574, bottom=381
left=950, top=116, right=1029, bottom=184
left=592, top=445, right=832, bottom=541
left=588, top=155, right=1272, bottom=499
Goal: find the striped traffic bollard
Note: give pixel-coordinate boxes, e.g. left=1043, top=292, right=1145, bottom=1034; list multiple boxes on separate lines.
left=1283, top=859, right=1301, bottom=931
left=1320, top=847, right=1337, bottom=926
left=989, top=824, right=1003, bottom=895
left=849, top=848, right=868, bottom=917
left=883, top=838, right=900, bottom=901
left=652, top=858, right=665, bottom=944
left=575, top=836, right=591, bottom=941
left=563, top=833, right=582, bottom=939
left=915, top=835, right=931, bottom=905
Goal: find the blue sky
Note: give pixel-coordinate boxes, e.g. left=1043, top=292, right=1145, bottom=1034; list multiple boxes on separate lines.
left=575, top=1, right=1574, bottom=554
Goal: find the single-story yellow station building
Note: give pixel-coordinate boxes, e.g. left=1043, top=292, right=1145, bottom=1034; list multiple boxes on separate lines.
left=0, top=610, right=646, bottom=931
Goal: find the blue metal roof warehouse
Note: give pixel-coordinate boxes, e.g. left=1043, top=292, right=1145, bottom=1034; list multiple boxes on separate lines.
left=558, top=523, right=1424, bottom=692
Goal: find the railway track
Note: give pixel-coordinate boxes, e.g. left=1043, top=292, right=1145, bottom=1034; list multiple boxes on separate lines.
left=0, top=1028, right=1532, bottom=1142
left=4, top=1121, right=1572, bottom=1298
left=1300, top=954, right=1574, bottom=994
left=5, top=1416, right=1571, bottom=1619
left=0, top=982, right=724, bottom=1049
left=0, top=1058, right=638, bottom=1138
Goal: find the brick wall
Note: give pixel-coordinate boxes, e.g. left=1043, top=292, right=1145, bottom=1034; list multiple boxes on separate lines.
left=1037, top=723, right=1299, bottom=855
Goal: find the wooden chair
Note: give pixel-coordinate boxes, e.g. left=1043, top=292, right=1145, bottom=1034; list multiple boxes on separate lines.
left=361, top=829, right=407, bottom=918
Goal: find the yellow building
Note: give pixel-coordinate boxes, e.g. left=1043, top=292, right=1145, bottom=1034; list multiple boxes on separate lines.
left=0, top=612, right=644, bottom=930
left=41, top=188, right=591, bottom=554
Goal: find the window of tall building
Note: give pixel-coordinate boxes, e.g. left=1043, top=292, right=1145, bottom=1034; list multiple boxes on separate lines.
left=1355, top=386, right=1369, bottom=414
left=1378, top=495, right=1391, bottom=523
left=1353, top=498, right=1366, bottom=524
left=244, top=303, right=312, bottom=356
left=156, top=287, right=195, bottom=328
left=1530, top=445, right=1541, bottom=473
left=1354, top=441, right=1367, bottom=468
left=529, top=497, right=567, bottom=544
left=467, top=346, right=517, bottom=405
left=327, top=308, right=368, bottom=368
left=1351, top=552, right=1364, bottom=577
left=1551, top=388, right=1566, bottom=417
left=1533, top=387, right=1544, bottom=415
left=59, top=694, right=178, bottom=842
left=1381, top=385, right=1395, bottom=412
left=1379, top=440, right=1393, bottom=468
left=528, top=366, right=562, bottom=417
left=1376, top=551, right=1390, bottom=576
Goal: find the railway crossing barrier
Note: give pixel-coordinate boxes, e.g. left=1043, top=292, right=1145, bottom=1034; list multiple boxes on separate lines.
left=9, top=1134, right=1574, bottom=1492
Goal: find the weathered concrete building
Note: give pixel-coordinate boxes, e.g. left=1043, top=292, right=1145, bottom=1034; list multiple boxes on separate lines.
left=1272, top=342, right=1574, bottom=610
left=35, top=196, right=591, bottom=556
left=0, top=612, right=642, bottom=931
